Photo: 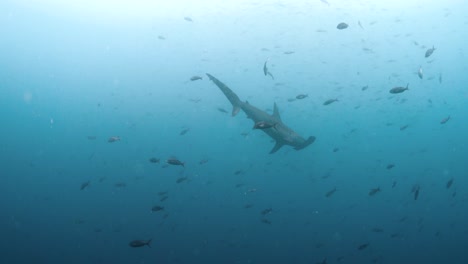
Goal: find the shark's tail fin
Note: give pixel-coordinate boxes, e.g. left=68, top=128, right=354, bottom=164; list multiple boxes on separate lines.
left=294, top=136, right=316, bottom=151
left=207, top=73, right=243, bottom=116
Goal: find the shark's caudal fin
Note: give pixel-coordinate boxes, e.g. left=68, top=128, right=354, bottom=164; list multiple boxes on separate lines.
left=294, top=136, right=316, bottom=150
left=207, top=73, right=242, bottom=116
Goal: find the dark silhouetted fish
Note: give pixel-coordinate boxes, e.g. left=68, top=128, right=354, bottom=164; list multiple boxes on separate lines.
left=337, top=22, right=348, bottom=29
left=129, top=239, right=152, bottom=248
left=386, top=164, right=395, bottom=170
left=149, top=157, right=160, bottom=163
left=263, top=60, right=274, bottom=79
left=296, top=94, right=308, bottom=100
left=108, top=136, right=120, bottom=143
left=261, top=208, right=273, bottom=215
left=425, top=46, right=436, bottom=58
left=446, top=178, right=454, bottom=189
left=357, top=243, right=369, bottom=250
left=217, top=107, right=228, bottom=113
left=369, top=187, right=381, bottom=196
left=180, top=128, right=190, bottom=135
left=184, top=17, right=193, bottom=22
left=389, top=84, right=409, bottom=94
left=412, top=184, right=420, bottom=200
left=190, top=76, right=202, bottom=81
left=323, top=98, right=338, bottom=105
left=361, top=85, right=369, bottom=91
left=80, top=181, right=90, bottom=190
left=440, top=116, right=450, bottom=124
left=325, top=187, right=337, bottom=198
left=176, top=177, right=188, bottom=183
left=166, top=158, right=185, bottom=167
left=151, top=205, right=164, bottom=212
left=400, top=125, right=409, bottom=131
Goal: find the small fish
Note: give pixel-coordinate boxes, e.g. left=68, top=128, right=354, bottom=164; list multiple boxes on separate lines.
left=176, top=177, right=187, bottom=183
left=296, top=94, right=308, bottom=100
left=357, top=243, right=369, bottom=250
left=108, top=136, right=120, bottom=143
left=283, top=51, right=295, bottom=55
left=369, top=187, right=381, bottom=196
left=323, top=98, right=338, bottom=105
left=316, top=258, right=327, bottom=264
left=425, top=46, right=436, bottom=58
left=253, top=121, right=277, bottom=130
left=263, top=60, right=274, bottom=79
left=371, top=228, right=384, bottom=233
left=80, top=181, right=90, bottom=190
left=389, top=84, right=409, bottom=94
left=151, top=205, right=164, bottom=212
left=446, top=178, right=454, bottom=189
left=400, top=125, right=409, bottom=131
left=114, top=182, right=127, bottom=188
left=159, top=196, right=168, bottom=202
left=157, top=35, right=165, bottom=40
left=358, top=20, right=364, bottom=29
left=320, top=0, right=330, bottom=6
left=87, top=136, right=97, bottom=140
left=440, top=116, right=450, bottom=124
left=184, top=17, right=193, bottom=22
left=392, top=181, right=397, bottom=188
left=199, top=159, right=209, bottom=165
left=180, top=128, right=190, bottom=135
left=325, top=187, right=337, bottom=198
left=386, top=164, right=395, bottom=170
left=149, top=157, right=160, bottom=163
left=337, top=22, right=348, bottom=30
left=261, top=208, right=273, bottom=215
left=261, top=219, right=272, bottom=224
left=418, top=66, right=423, bottom=79
left=166, top=158, right=185, bottom=167
left=412, top=185, right=420, bottom=200
left=217, top=107, right=228, bottom=113
left=332, top=147, right=339, bottom=152
left=361, top=85, right=369, bottom=91
left=129, top=239, right=152, bottom=248
left=190, top=76, right=202, bottom=81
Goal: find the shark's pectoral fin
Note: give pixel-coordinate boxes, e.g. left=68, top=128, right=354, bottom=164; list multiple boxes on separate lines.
left=232, top=106, right=241, bottom=116
left=294, top=136, right=316, bottom=151
left=270, top=141, right=284, bottom=154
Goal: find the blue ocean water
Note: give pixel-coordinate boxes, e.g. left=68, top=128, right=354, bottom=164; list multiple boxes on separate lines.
left=1, top=1, right=468, bottom=263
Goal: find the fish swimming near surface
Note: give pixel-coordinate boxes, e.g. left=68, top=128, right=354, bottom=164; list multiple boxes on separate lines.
left=337, top=22, right=348, bottom=30
left=389, top=84, right=409, bottom=94
left=129, top=239, right=152, bottom=248
left=263, top=60, right=275, bottom=79
left=418, top=66, right=423, bottom=79
left=425, top=46, right=436, bottom=58
left=207, top=73, right=316, bottom=153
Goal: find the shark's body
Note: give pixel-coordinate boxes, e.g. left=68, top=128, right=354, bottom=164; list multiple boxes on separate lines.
left=207, top=73, right=316, bottom=153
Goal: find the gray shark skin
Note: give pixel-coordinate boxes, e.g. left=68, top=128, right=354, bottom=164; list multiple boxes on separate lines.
left=207, top=73, right=316, bottom=154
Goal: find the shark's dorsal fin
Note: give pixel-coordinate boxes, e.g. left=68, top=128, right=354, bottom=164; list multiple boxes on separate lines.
left=270, top=141, right=284, bottom=154
left=273, top=102, right=281, bottom=121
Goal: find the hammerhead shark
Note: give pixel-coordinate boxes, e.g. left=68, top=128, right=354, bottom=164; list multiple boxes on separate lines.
left=207, top=73, right=316, bottom=154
